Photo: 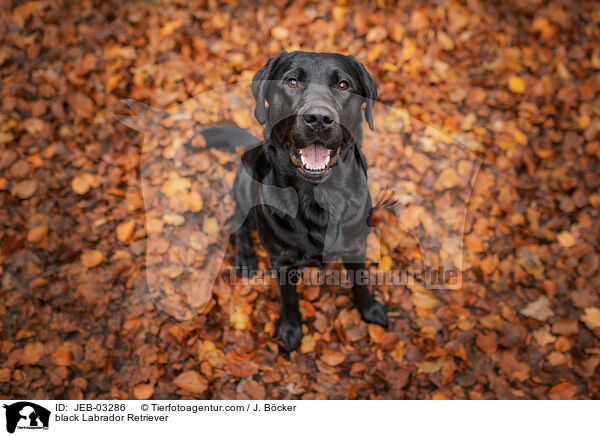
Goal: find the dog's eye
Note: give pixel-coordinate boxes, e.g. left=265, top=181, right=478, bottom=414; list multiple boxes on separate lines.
left=287, top=78, right=298, bottom=88
left=338, top=80, right=350, bottom=91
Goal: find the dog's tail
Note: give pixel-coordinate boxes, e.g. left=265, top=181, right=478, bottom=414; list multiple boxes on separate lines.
left=193, top=124, right=260, bottom=153
left=116, top=100, right=260, bottom=153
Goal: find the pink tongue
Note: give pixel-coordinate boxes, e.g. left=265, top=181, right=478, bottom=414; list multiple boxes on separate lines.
left=301, top=143, right=329, bottom=167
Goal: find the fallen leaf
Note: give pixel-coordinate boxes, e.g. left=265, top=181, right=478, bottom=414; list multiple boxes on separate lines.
left=67, top=92, right=95, bottom=119
left=133, top=384, right=154, bottom=399
left=508, top=76, right=526, bottom=93
left=22, top=342, right=44, bottom=365
left=368, top=324, right=386, bottom=343
left=116, top=220, right=135, bottom=243
left=271, top=26, right=289, bottom=40
left=72, top=173, right=95, bottom=195
left=556, top=231, right=576, bottom=248
left=300, top=334, right=317, bottom=353
left=418, top=358, right=444, bottom=374
left=173, top=370, right=208, bottom=394
left=549, top=382, right=576, bottom=400
left=160, top=19, right=183, bottom=37
left=321, top=350, right=346, bottom=366
left=11, top=180, right=37, bottom=199
left=53, top=345, right=72, bottom=366
left=581, top=307, right=600, bottom=330
left=81, top=250, right=104, bottom=268
left=232, top=109, right=252, bottom=128
left=27, top=225, right=48, bottom=243
left=520, top=296, right=554, bottom=321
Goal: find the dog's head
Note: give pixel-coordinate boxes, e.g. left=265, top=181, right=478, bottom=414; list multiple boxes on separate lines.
left=252, top=51, right=377, bottom=184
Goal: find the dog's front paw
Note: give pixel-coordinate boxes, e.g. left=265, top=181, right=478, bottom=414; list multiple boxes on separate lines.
left=234, top=252, right=258, bottom=278
left=276, top=318, right=303, bottom=352
left=358, top=299, right=389, bottom=328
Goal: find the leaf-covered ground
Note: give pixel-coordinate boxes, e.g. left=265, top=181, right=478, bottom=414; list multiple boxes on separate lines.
left=1, top=0, right=599, bottom=399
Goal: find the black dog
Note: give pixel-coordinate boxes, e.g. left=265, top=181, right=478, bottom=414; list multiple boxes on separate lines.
left=203, top=51, right=388, bottom=351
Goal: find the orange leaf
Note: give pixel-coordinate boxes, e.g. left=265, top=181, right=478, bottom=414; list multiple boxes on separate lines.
left=11, top=179, right=37, bottom=199
left=300, top=334, right=317, bottom=353
left=72, top=173, right=95, bottom=195
left=133, top=384, right=154, bottom=400
left=27, top=225, right=48, bottom=243
left=321, top=350, right=346, bottom=366
left=116, top=220, right=135, bottom=243
left=22, top=342, right=44, bottom=365
left=368, top=324, right=386, bottom=343
left=271, top=26, right=289, bottom=40
left=508, top=76, right=526, bottom=93
left=81, top=250, right=104, bottom=268
left=160, top=19, right=183, bottom=37
left=549, top=382, right=576, bottom=400
left=232, top=109, right=252, bottom=128
left=581, top=307, right=600, bottom=329
left=0, top=368, right=11, bottom=383
left=53, top=345, right=72, bottom=366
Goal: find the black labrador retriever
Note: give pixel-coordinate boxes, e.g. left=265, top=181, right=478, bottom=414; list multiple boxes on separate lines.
left=203, top=51, right=388, bottom=351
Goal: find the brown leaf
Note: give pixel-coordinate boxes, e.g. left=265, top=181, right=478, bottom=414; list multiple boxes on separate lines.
left=520, top=296, right=553, bottom=321
left=11, top=179, right=37, bottom=199
left=53, top=345, right=72, bottom=366
left=549, top=382, right=576, bottom=400
left=552, top=319, right=579, bottom=336
left=320, top=350, right=346, bottom=366
left=475, top=332, right=497, bottom=355
left=72, top=173, right=95, bottom=195
left=22, top=342, right=44, bottom=365
left=173, top=370, right=208, bottom=394
left=581, top=307, right=600, bottom=330
left=67, top=92, right=95, bottom=119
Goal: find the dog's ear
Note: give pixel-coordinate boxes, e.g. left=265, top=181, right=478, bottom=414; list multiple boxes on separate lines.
left=251, top=51, right=288, bottom=125
left=347, top=55, right=378, bottom=130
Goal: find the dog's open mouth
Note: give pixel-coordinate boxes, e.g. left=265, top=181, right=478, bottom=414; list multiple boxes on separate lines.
left=289, top=141, right=339, bottom=180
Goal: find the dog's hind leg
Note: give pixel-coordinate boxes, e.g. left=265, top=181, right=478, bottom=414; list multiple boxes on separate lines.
left=233, top=209, right=258, bottom=278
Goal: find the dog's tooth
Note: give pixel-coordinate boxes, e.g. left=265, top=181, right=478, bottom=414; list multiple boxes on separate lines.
left=301, top=155, right=306, bottom=166
left=299, top=149, right=303, bottom=155
left=325, top=155, right=330, bottom=165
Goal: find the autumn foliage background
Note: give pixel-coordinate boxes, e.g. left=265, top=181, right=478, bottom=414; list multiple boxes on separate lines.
left=1, top=0, right=599, bottom=400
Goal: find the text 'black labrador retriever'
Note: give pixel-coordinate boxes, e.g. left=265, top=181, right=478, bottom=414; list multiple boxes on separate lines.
left=203, top=51, right=388, bottom=351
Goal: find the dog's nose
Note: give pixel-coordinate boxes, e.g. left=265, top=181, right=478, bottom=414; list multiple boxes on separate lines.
left=303, top=107, right=334, bottom=130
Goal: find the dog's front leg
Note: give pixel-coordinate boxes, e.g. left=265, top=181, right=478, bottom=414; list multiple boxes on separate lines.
left=275, top=268, right=303, bottom=351
left=343, top=260, right=389, bottom=328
